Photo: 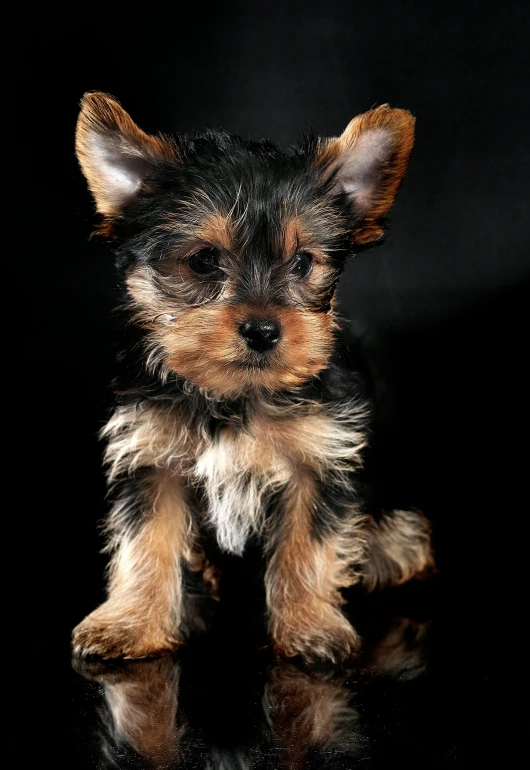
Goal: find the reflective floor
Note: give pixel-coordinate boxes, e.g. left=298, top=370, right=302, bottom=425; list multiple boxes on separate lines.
left=50, top=575, right=509, bottom=768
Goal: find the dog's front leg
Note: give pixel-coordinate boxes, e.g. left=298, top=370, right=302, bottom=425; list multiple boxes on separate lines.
left=265, top=472, right=362, bottom=663
left=72, top=469, right=191, bottom=659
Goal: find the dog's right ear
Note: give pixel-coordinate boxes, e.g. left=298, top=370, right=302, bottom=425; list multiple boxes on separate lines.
left=76, top=92, right=177, bottom=218
left=315, top=105, right=415, bottom=247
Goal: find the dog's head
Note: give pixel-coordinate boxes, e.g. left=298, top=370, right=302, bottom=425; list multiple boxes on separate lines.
left=76, top=93, right=414, bottom=397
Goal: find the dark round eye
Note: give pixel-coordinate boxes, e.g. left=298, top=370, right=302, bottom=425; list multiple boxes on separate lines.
left=188, top=248, right=220, bottom=276
left=290, top=251, right=313, bottom=278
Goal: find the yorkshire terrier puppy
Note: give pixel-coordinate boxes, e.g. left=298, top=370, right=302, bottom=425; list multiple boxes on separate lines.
left=72, top=92, right=433, bottom=663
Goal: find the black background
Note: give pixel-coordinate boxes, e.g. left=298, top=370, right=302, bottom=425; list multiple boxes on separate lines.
left=13, top=2, right=528, bottom=766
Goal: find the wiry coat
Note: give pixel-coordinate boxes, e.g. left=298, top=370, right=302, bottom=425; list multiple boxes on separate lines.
left=72, top=93, right=433, bottom=662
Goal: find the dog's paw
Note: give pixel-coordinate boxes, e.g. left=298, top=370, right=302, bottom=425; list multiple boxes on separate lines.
left=272, top=612, right=361, bottom=664
left=71, top=605, right=181, bottom=660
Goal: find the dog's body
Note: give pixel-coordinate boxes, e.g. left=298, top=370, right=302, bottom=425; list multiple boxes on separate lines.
left=72, top=93, right=433, bottom=663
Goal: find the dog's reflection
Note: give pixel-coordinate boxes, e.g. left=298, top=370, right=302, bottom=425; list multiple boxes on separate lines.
left=262, top=663, right=363, bottom=768
left=360, top=615, right=431, bottom=680
left=74, top=655, right=183, bottom=768
left=74, top=613, right=431, bottom=768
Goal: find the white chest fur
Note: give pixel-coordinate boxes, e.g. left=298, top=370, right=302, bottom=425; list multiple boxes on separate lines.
left=103, top=398, right=369, bottom=556
left=194, top=422, right=292, bottom=555
left=194, top=401, right=368, bottom=555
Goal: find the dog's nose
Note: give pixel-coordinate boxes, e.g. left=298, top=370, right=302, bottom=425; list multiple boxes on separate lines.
left=239, top=318, right=281, bottom=353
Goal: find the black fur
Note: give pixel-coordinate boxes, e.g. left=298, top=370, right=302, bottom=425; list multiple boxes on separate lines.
left=103, top=130, right=376, bottom=542
left=72, top=96, right=428, bottom=663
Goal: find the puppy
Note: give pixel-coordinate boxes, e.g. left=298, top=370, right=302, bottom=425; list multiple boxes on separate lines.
left=72, top=93, right=433, bottom=663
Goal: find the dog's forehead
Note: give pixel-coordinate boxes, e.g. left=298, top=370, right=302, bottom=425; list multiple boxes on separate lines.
left=167, top=143, right=342, bottom=255
left=190, top=144, right=312, bottom=205
left=188, top=189, right=336, bottom=258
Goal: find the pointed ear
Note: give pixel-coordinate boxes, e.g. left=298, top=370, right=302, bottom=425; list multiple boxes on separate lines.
left=75, top=92, right=177, bottom=217
left=317, top=105, right=415, bottom=246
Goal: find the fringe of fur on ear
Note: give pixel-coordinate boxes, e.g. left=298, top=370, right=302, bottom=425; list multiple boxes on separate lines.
left=316, top=105, right=415, bottom=245
left=76, top=92, right=177, bottom=218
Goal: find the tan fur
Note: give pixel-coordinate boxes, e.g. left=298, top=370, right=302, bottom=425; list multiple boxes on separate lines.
left=160, top=210, right=236, bottom=257
left=102, top=396, right=368, bottom=558
left=278, top=214, right=339, bottom=298
left=362, top=616, right=431, bottom=677
left=282, top=213, right=304, bottom=257
left=316, top=104, right=415, bottom=245
left=72, top=471, right=191, bottom=658
left=77, top=656, right=183, bottom=766
left=126, top=270, right=335, bottom=397
left=265, top=472, right=367, bottom=662
left=74, top=363, right=431, bottom=662
left=72, top=96, right=429, bottom=664
left=361, top=508, right=435, bottom=592
left=76, top=92, right=177, bottom=218
left=102, top=402, right=196, bottom=482
left=280, top=213, right=343, bottom=259
left=191, top=211, right=234, bottom=251
left=280, top=209, right=345, bottom=256
left=263, top=663, right=361, bottom=768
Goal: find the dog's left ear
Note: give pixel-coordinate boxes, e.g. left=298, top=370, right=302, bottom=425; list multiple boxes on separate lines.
left=76, top=92, right=177, bottom=218
left=317, top=105, right=415, bottom=246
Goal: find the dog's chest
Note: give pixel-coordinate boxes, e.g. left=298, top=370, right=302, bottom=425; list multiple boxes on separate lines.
left=193, top=406, right=366, bottom=555
left=193, top=417, right=290, bottom=555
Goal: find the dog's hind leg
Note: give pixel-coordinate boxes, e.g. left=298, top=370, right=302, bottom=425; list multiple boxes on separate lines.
left=360, top=508, right=435, bottom=592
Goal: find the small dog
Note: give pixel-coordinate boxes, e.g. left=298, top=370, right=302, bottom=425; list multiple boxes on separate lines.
left=72, top=92, right=433, bottom=663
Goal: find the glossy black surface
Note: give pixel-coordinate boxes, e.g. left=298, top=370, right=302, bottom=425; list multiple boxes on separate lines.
left=52, top=575, right=505, bottom=768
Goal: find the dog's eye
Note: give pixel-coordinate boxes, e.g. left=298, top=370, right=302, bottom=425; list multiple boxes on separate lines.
left=188, top=248, right=220, bottom=276
left=290, top=252, right=313, bottom=278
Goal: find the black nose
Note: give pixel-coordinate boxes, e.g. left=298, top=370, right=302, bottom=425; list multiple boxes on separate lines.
left=239, top=318, right=281, bottom=353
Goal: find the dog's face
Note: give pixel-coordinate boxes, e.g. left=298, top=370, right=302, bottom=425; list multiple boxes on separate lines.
left=76, top=93, right=414, bottom=397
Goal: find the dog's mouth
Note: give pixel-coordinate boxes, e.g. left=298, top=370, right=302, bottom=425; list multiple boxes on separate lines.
left=236, top=351, right=275, bottom=371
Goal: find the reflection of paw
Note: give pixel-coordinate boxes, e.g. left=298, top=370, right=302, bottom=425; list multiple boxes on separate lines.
left=272, top=611, right=361, bottom=664
left=362, top=617, right=431, bottom=680
left=72, top=604, right=181, bottom=660
left=72, top=652, right=178, bottom=684
left=73, top=653, right=183, bottom=764
left=264, top=662, right=360, bottom=752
